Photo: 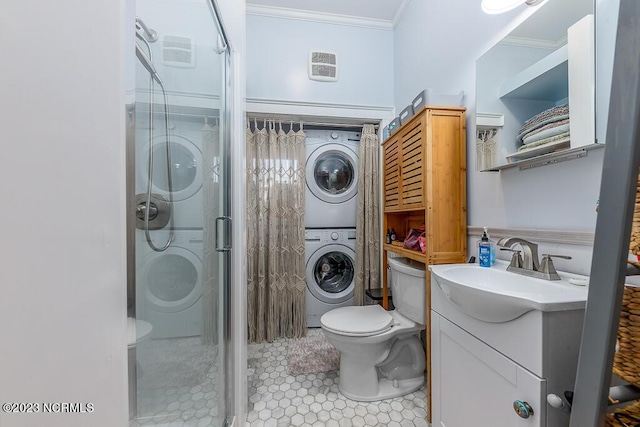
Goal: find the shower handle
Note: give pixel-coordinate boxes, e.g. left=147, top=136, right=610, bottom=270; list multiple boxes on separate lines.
left=136, top=202, right=158, bottom=221
left=215, top=216, right=232, bottom=252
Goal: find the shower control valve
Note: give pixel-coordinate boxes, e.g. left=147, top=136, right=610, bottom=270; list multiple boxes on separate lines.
left=136, top=202, right=159, bottom=221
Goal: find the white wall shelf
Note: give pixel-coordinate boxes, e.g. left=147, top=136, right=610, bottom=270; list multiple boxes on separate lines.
left=498, top=44, right=568, bottom=101
left=484, top=142, right=603, bottom=171
left=476, top=112, right=504, bottom=128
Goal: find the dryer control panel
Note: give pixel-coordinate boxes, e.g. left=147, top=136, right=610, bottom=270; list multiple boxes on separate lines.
left=305, top=229, right=356, bottom=243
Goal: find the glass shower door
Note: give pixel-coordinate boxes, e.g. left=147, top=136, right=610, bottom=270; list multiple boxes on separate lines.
left=129, top=0, right=230, bottom=425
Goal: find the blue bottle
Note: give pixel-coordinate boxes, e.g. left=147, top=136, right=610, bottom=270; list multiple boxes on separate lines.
left=478, top=229, right=491, bottom=268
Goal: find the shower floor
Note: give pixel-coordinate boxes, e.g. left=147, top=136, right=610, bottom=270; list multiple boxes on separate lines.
left=130, top=336, right=223, bottom=427
left=246, top=328, right=428, bottom=427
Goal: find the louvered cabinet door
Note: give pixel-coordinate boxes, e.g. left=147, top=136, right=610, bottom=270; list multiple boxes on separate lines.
left=399, top=118, right=425, bottom=208
left=383, top=136, right=400, bottom=210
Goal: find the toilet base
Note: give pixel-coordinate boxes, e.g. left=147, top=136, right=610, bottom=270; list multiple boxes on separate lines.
left=339, top=375, right=425, bottom=402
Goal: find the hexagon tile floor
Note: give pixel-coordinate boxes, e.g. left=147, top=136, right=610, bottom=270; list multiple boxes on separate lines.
left=246, top=328, right=429, bottom=427
left=130, top=337, right=223, bottom=427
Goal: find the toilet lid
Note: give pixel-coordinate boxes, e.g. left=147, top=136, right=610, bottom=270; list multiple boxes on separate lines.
left=127, top=318, right=153, bottom=349
left=321, top=305, right=394, bottom=336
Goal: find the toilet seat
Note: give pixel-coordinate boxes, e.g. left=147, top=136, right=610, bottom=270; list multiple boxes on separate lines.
left=127, top=318, right=153, bottom=350
left=321, top=305, right=394, bottom=337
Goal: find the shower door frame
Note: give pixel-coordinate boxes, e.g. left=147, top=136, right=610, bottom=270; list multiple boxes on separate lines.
left=125, top=0, right=233, bottom=423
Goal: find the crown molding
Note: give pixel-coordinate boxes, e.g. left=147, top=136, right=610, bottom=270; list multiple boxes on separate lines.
left=246, top=4, right=393, bottom=30
left=392, top=0, right=411, bottom=28
left=500, top=35, right=568, bottom=50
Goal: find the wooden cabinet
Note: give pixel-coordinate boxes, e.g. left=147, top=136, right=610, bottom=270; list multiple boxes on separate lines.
left=381, top=106, right=467, bottom=422
left=382, top=106, right=467, bottom=268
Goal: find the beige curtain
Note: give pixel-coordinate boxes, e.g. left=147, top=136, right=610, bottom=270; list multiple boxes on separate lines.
left=202, top=120, right=220, bottom=345
left=246, top=120, right=306, bottom=343
left=355, top=124, right=380, bottom=305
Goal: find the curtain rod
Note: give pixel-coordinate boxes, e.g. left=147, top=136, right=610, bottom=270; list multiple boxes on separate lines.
left=246, top=117, right=379, bottom=129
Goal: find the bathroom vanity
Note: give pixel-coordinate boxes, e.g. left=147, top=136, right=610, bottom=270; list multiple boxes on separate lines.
left=430, top=263, right=588, bottom=426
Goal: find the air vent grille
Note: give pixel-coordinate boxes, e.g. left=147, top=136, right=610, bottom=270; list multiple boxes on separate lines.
left=311, top=64, right=337, bottom=78
left=162, top=35, right=196, bottom=68
left=309, top=51, right=338, bottom=82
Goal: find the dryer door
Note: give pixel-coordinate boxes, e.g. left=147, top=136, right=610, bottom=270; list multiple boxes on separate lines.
left=138, top=246, right=202, bottom=312
left=306, top=144, right=358, bottom=204
left=137, top=134, right=203, bottom=202
left=306, top=244, right=355, bottom=304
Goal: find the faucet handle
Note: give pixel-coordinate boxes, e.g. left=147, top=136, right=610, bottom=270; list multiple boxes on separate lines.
left=542, top=254, right=572, bottom=260
left=538, top=254, right=571, bottom=281
left=501, top=248, right=523, bottom=268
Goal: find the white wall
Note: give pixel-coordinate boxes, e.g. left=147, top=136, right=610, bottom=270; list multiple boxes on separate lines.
left=246, top=14, right=394, bottom=108
left=0, top=1, right=129, bottom=426
left=394, top=0, right=604, bottom=238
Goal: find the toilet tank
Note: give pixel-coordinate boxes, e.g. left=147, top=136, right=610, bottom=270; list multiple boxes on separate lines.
left=388, top=257, right=426, bottom=324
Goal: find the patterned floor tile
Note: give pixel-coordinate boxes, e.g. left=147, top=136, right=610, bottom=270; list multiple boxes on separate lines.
left=246, top=329, right=428, bottom=427
left=129, top=337, right=224, bottom=427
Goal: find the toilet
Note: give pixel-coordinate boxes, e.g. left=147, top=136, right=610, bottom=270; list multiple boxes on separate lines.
left=127, top=317, right=153, bottom=350
left=127, top=317, right=153, bottom=420
left=321, top=257, right=426, bottom=401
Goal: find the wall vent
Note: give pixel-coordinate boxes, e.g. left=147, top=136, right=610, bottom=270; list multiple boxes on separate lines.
left=308, top=51, right=338, bottom=82
left=162, top=36, right=196, bottom=68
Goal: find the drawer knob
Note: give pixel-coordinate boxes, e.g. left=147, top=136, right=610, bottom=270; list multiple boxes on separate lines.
left=513, top=400, right=534, bottom=419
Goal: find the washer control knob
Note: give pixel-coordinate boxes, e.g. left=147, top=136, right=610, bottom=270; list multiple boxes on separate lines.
left=331, top=232, right=339, bottom=241
left=330, top=131, right=339, bottom=140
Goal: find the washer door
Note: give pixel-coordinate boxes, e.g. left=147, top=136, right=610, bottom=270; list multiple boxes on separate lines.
left=139, top=246, right=202, bottom=313
left=306, top=244, right=355, bottom=304
left=306, top=144, right=358, bottom=204
left=138, top=134, right=203, bottom=202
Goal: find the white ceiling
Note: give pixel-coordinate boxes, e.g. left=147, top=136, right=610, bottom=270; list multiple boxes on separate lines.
left=509, top=0, right=593, bottom=42
left=246, top=0, right=407, bottom=23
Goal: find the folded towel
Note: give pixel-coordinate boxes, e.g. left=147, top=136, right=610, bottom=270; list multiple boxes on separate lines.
left=519, top=104, right=569, bottom=134
left=517, top=114, right=569, bottom=142
left=522, top=120, right=570, bottom=145
left=517, top=131, right=570, bottom=152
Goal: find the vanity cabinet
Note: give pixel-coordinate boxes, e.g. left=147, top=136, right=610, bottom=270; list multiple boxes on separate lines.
left=432, top=314, right=546, bottom=427
left=430, top=272, right=585, bottom=427
left=381, top=105, right=467, bottom=423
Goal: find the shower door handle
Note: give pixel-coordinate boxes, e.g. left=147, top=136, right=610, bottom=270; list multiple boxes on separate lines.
left=216, top=216, right=232, bottom=252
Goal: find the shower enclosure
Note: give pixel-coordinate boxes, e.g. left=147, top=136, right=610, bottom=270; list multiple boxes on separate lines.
left=127, top=0, right=231, bottom=425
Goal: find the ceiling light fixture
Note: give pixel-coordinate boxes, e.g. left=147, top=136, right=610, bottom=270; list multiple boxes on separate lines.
left=481, top=0, right=543, bottom=14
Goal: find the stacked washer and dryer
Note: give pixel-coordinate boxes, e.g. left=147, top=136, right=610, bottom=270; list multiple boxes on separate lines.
left=305, top=130, right=360, bottom=327
left=135, top=118, right=205, bottom=339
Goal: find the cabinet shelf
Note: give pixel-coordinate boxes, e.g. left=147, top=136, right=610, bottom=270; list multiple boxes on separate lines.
left=498, top=44, right=568, bottom=101
left=384, top=205, right=425, bottom=213
left=384, top=243, right=427, bottom=263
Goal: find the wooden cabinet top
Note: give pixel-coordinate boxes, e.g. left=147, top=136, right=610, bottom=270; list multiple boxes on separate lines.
left=382, top=105, right=466, bottom=147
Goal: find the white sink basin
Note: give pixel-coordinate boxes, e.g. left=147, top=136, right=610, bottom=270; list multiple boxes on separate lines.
left=429, top=262, right=588, bottom=323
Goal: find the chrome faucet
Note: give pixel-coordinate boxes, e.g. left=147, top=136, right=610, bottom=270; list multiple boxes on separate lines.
left=497, top=237, right=540, bottom=271
left=497, top=237, right=571, bottom=281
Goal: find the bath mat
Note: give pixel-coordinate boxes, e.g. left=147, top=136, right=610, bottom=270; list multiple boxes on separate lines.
left=136, top=337, right=217, bottom=390
left=287, top=333, right=340, bottom=375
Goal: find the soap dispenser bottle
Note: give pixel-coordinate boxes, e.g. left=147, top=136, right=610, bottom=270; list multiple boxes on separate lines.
left=478, top=228, right=491, bottom=268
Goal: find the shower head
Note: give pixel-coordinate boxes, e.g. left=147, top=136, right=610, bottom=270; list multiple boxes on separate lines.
left=136, top=43, right=163, bottom=85
left=135, top=17, right=158, bottom=43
